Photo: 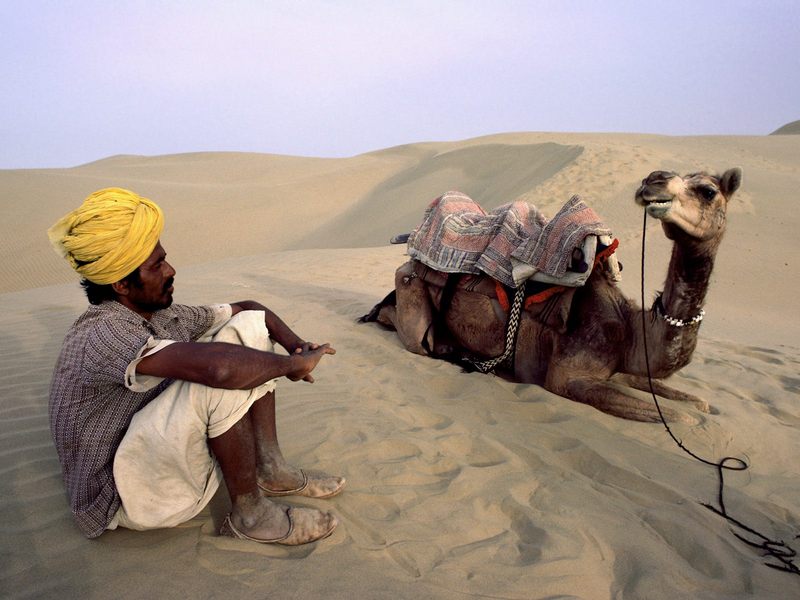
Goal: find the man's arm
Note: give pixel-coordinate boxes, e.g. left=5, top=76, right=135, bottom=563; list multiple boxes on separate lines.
left=230, top=300, right=315, bottom=353
left=135, top=340, right=335, bottom=389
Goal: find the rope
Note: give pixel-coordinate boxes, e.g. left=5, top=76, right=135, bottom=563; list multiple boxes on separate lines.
left=640, top=211, right=799, bottom=575
left=467, top=283, right=525, bottom=373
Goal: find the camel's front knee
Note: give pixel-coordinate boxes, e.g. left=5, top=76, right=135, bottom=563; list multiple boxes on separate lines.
left=393, top=263, right=435, bottom=355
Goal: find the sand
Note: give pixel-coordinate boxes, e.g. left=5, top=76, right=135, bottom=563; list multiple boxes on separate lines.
left=1, top=132, right=798, bottom=598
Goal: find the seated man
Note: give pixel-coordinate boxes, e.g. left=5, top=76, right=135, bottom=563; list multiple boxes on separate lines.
left=48, top=187, right=344, bottom=545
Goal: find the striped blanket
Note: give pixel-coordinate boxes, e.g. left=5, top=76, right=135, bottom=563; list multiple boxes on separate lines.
left=406, top=191, right=612, bottom=288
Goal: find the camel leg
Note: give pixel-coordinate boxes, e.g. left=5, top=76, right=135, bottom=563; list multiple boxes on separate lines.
left=359, top=263, right=436, bottom=355
left=391, top=263, right=435, bottom=355
left=359, top=290, right=398, bottom=329
left=558, top=376, right=695, bottom=424
left=375, top=303, right=398, bottom=330
left=612, top=374, right=710, bottom=413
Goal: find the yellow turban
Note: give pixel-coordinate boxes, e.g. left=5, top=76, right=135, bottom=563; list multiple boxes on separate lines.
left=47, top=187, right=164, bottom=284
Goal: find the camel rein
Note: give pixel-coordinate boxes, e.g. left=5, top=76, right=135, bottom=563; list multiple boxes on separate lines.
left=639, top=211, right=799, bottom=575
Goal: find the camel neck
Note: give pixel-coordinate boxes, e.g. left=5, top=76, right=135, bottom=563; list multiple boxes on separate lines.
left=624, top=238, right=719, bottom=378
left=660, top=240, right=717, bottom=321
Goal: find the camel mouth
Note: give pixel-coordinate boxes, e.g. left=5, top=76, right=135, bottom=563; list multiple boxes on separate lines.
left=636, top=190, right=674, bottom=218
left=644, top=200, right=672, bottom=218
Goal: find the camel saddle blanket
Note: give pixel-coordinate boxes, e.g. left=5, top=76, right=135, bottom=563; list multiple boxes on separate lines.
left=407, top=191, right=618, bottom=289
left=410, top=260, right=578, bottom=334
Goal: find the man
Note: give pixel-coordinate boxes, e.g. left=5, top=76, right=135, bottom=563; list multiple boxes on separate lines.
left=48, top=187, right=344, bottom=545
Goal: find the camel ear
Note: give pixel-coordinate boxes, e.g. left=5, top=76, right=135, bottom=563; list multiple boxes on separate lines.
left=720, top=167, right=742, bottom=197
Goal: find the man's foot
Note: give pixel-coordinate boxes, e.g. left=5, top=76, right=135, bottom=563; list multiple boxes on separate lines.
left=221, top=503, right=338, bottom=545
left=258, top=468, right=346, bottom=499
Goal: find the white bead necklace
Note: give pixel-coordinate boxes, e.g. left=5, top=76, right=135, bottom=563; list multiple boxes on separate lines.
left=655, top=297, right=705, bottom=327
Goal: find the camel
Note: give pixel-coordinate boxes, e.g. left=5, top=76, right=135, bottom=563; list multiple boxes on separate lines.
left=361, top=168, right=743, bottom=423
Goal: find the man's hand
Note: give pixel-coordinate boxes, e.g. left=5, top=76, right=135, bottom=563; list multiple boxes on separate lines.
left=136, top=340, right=335, bottom=390
left=287, top=343, right=336, bottom=383
left=288, top=340, right=326, bottom=353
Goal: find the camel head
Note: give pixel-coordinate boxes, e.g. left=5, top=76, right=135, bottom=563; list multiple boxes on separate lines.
left=635, top=168, right=742, bottom=242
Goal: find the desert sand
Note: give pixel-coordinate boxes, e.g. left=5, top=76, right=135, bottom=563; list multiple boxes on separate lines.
left=1, top=132, right=798, bottom=598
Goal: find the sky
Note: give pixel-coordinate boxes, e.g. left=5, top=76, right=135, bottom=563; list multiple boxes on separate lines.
left=1, top=0, right=798, bottom=169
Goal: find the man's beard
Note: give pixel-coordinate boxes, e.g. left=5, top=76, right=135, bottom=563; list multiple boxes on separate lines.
left=136, top=294, right=173, bottom=313
left=132, top=277, right=174, bottom=312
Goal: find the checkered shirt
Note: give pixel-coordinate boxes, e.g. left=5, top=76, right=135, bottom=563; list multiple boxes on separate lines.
left=49, top=301, right=219, bottom=538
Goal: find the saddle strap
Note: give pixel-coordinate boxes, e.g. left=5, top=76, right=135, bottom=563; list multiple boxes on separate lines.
left=420, top=272, right=460, bottom=357
left=466, top=283, right=525, bottom=374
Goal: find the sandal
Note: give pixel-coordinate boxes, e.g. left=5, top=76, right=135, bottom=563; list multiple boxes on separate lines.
left=219, top=506, right=337, bottom=545
left=258, top=469, right=346, bottom=499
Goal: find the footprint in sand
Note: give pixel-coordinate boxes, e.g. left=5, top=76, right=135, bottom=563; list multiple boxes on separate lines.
left=779, top=375, right=800, bottom=394
left=436, top=433, right=509, bottom=469
left=390, top=404, right=454, bottom=432
left=640, top=513, right=725, bottom=579
left=556, top=444, right=685, bottom=505
left=741, top=345, right=786, bottom=365
left=496, top=496, right=547, bottom=566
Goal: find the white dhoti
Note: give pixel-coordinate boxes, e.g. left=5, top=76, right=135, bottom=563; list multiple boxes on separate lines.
left=109, top=310, right=276, bottom=531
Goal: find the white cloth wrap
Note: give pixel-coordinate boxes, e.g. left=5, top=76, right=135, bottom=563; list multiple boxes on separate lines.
left=109, top=310, right=276, bottom=531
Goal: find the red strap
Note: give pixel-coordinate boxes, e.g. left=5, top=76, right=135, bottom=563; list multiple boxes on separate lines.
left=493, top=240, right=620, bottom=313
left=524, top=285, right=566, bottom=308
left=496, top=279, right=565, bottom=310
left=495, top=280, right=510, bottom=312
left=595, top=238, right=619, bottom=265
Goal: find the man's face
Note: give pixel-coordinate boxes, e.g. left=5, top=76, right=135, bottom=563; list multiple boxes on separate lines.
left=124, top=241, right=176, bottom=314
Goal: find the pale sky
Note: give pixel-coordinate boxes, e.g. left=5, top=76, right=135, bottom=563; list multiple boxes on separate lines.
left=1, top=0, right=798, bottom=169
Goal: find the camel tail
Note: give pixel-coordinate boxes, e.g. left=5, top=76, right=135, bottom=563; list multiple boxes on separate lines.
left=357, top=290, right=397, bottom=323
left=390, top=233, right=410, bottom=244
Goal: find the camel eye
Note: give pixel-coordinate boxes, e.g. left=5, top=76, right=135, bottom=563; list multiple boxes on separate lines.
left=698, top=186, right=717, bottom=201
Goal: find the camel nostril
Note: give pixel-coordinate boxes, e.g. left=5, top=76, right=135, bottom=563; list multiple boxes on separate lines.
left=645, top=170, right=676, bottom=185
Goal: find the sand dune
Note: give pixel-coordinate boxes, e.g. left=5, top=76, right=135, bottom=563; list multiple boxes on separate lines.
left=1, top=132, right=798, bottom=598
left=771, top=119, right=800, bottom=135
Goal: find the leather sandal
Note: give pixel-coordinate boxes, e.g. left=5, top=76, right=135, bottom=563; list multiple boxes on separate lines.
left=258, top=469, right=346, bottom=499
left=219, top=506, right=337, bottom=545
